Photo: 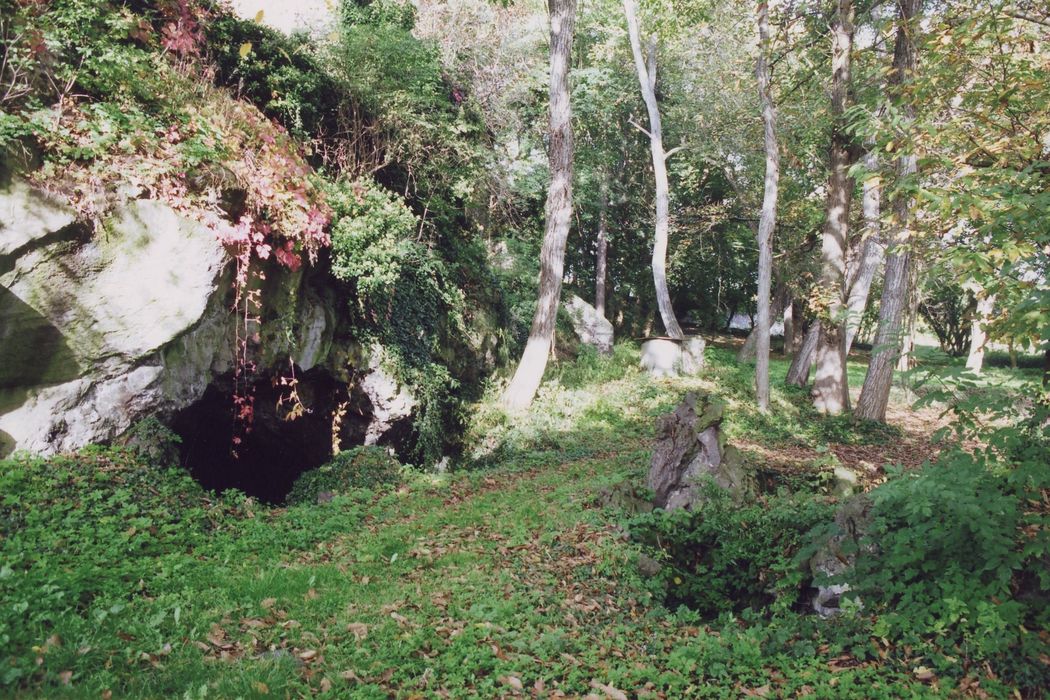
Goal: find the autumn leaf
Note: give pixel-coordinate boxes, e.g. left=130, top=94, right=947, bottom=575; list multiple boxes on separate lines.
left=239, top=42, right=253, bottom=59
left=500, top=675, right=524, bottom=692
left=589, top=679, right=628, bottom=700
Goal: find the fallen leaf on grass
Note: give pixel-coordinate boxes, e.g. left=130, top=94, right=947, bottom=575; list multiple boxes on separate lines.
left=589, top=679, right=628, bottom=700
left=499, top=675, right=524, bottom=691
left=299, top=649, right=318, bottom=661
left=261, top=597, right=277, bottom=609
left=913, top=666, right=936, bottom=681
left=347, top=622, right=369, bottom=641
left=58, top=670, right=72, bottom=686
left=252, top=681, right=269, bottom=694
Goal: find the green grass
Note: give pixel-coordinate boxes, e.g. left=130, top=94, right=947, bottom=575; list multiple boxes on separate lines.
left=1, top=342, right=1041, bottom=698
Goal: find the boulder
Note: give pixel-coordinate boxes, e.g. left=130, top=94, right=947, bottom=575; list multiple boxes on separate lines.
left=563, top=294, right=613, bottom=355
left=647, top=392, right=755, bottom=510
left=1, top=197, right=228, bottom=454
left=640, top=336, right=706, bottom=377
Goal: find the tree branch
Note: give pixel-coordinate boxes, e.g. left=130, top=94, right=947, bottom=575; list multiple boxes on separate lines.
left=628, top=115, right=652, bottom=139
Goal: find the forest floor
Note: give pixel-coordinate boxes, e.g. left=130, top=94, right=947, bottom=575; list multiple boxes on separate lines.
left=2, top=342, right=1036, bottom=699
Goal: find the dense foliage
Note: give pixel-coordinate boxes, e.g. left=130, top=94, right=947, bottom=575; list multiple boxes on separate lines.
left=287, top=446, right=403, bottom=506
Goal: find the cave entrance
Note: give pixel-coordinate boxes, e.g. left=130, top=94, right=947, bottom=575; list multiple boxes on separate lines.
left=172, top=367, right=371, bottom=504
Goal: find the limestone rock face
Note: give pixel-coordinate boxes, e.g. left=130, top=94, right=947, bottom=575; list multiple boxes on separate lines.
left=640, top=336, right=706, bottom=377
left=0, top=176, right=76, bottom=258
left=0, top=190, right=230, bottom=454
left=359, top=345, right=417, bottom=447
left=563, top=294, right=613, bottom=355
left=0, top=177, right=352, bottom=456
left=646, top=392, right=754, bottom=510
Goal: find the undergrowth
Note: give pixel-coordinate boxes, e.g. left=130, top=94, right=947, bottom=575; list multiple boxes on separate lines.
left=0, top=344, right=1045, bottom=697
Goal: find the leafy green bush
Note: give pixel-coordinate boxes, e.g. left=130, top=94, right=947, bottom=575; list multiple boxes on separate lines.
left=630, top=487, right=835, bottom=616
left=286, top=446, right=403, bottom=505
left=848, top=451, right=1049, bottom=675
left=205, top=14, right=344, bottom=142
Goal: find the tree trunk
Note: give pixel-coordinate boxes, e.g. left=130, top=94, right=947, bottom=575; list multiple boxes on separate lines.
left=787, top=321, right=820, bottom=387
left=595, top=174, right=609, bottom=319
left=965, top=291, right=996, bottom=374
left=502, top=0, right=577, bottom=411
left=897, top=269, right=919, bottom=373
left=738, top=282, right=787, bottom=362
left=856, top=0, right=922, bottom=422
left=624, top=0, right=684, bottom=339
left=811, top=0, right=855, bottom=415
left=753, top=1, right=780, bottom=412
left=783, top=296, right=795, bottom=357
left=842, top=151, right=885, bottom=355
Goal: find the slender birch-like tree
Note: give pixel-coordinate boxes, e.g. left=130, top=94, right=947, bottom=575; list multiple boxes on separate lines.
left=753, top=0, right=780, bottom=411
left=502, top=0, right=577, bottom=410
left=623, top=0, right=684, bottom=339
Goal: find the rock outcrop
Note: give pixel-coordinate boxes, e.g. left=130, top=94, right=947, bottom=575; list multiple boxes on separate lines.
left=0, top=175, right=420, bottom=458
left=646, top=392, right=754, bottom=510
left=563, top=294, right=613, bottom=355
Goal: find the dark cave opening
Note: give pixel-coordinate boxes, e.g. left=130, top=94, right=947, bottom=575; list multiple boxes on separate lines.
left=172, top=367, right=371, bottom=504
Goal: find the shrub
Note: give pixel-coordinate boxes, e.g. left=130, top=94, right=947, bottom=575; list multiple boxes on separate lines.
left=848, top=451, right=1049, bottom=675
left=286, top=446, right=403, bottom=505
left=630, top=486, right=836, bottom=616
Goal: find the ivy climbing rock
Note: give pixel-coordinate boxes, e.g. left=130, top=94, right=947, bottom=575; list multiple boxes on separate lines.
left=0, top=174, right=416, bottom=461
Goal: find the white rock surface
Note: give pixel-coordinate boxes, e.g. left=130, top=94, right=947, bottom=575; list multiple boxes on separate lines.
left=640, top=336, right=706, bottom=377
left=359, top=345, right=417, bottom=446
left=563, top=294, right=613, bottom=355
left=0, top=177, right=75, bottom=257
left=1, top=189, right=229, bottom=455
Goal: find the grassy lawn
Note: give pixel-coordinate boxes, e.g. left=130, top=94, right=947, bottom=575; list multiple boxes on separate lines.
left=1, top=342, right=1039, bottom=698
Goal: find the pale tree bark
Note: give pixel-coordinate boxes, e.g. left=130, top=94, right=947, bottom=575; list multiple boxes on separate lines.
left=787, top=321, right=820, bottom=386
left=896, top=263, right=919, bottom=373
left=842, top=151, right=885, bottom=355
left=753, top=0, right=780, bottom=412
left=811, top=0, right=855, bottom=415
left=965, top=291, right=996, bottom=374
left=783, top=296, right=796, bottom=356
left=595, top=174, right=609, bottom=319
left=856, top=0, right=922, bottom=421
left=502, top=0, right=576, bottom=411
left=624, top=0, right=684, bottom=339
